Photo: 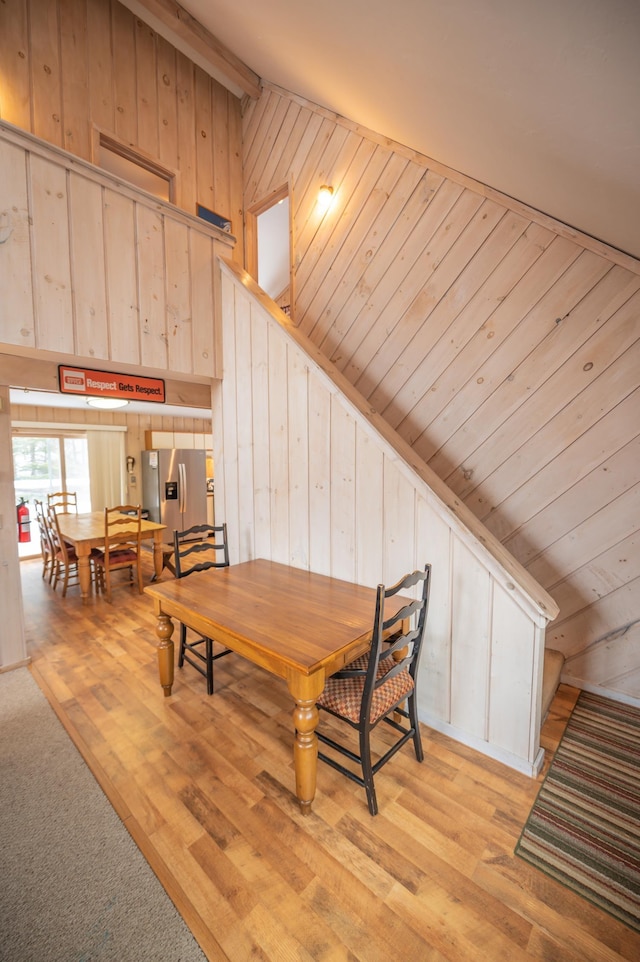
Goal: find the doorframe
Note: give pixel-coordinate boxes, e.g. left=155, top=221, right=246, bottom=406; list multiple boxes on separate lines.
left=245, top=181, right=294, bottom=318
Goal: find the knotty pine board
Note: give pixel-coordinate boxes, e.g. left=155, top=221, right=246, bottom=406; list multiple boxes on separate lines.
left=0, top=140, right=34, bottom=341
left=502, top=436, right=640, bottom=569
left=104, top=189, right=140, bottom=362
left=69, top=174, right=109, bottom=360
left=29, top=154, right=74, bottom=353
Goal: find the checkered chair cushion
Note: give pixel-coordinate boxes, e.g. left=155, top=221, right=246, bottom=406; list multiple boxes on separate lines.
left=318, top=653, right=414, bottom=724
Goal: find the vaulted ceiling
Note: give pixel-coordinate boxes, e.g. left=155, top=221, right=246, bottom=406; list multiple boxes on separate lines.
left=126, top=0, right=640, bottom=260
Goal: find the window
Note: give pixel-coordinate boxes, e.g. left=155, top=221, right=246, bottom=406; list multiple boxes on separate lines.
left=94, top=129, right=176, bottom=204
left=12, top=434, right=90, bottom=559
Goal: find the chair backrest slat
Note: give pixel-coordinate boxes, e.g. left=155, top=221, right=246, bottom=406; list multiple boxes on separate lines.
left=47, top=491, right=78, bottom=514
left=104, top=505, right=142, bottom=550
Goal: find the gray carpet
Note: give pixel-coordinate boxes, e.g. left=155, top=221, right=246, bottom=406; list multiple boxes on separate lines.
left=0, top=668, right=207, bottom=962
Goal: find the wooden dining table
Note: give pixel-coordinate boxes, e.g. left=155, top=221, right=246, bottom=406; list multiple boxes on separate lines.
left=57, top=511, right=167, bottom=604
left=144, top=558, right=383, bottom=814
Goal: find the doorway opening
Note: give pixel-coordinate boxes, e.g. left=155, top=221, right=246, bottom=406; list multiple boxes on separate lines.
left=246, top=185, right=292, bottom=316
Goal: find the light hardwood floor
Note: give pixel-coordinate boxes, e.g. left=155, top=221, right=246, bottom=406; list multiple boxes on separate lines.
left=19, top=557, right=640, bottom=961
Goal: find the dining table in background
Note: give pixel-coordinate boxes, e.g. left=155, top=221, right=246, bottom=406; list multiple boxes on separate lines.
left=144, top=558, right=385, bottom=814
left=57, top=511, right=167, bottom=604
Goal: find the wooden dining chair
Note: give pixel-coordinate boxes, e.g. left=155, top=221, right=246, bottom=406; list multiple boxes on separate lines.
left=93, top=505, right=143, bottom=603
left=47, top=491, right=78, bottom=514
left=316, top=565, right=432, bottom=815
left=46, top=505, right=84, bottom=597
left=34, top=499, right=54, bottom=583
left=173, top=522, right=231, bottom=695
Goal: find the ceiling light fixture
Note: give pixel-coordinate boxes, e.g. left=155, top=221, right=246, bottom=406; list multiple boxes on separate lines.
left=317, top=185, right=334, bottom=212
left=86, top=397, right=130, bottom=410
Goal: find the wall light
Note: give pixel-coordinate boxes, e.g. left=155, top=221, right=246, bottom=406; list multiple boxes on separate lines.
left=317, top=185, right=334, bottom=212
left=86, top=397, right=130, bottom=410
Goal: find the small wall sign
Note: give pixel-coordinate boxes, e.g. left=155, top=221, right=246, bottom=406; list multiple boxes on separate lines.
left=58, top=365, right=166, bottom=403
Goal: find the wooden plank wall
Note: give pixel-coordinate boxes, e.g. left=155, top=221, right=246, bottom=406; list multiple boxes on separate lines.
left=0, top=123, right=233, bottom=377
left=242, top=84, right=640, bottom=705
left=10, top=402, right=211, bottom=434
left=0, top=0, right=244, bottom=250
left=214, top=260, right=554, bottom=775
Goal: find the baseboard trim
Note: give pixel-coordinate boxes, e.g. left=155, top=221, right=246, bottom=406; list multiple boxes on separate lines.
left=418, top=711, right=544, bottom=778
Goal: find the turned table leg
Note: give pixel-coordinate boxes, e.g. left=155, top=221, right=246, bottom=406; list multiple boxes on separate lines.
left=155, top=612, right=175, bottom=697
left=77, top=548, right=92, bottom=605
left=287, top=671, right=325, bottom=815
left=152, top=532, right=164, bottom=581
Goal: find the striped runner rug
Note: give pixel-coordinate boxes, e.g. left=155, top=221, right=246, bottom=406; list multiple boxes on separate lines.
left=515, top=690, right=640, bottom=932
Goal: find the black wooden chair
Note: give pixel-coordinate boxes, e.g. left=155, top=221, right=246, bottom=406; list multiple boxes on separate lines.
left=316, top=565, right=431, bottom=815
left=173, top=523, right=231, bottom=695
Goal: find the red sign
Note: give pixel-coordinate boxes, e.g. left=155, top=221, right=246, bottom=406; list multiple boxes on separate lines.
left=58, top=366, right=165, bottom=403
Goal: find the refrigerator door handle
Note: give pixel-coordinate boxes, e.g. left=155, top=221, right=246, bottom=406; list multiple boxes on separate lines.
left=179, top=462, right=186, bottom=516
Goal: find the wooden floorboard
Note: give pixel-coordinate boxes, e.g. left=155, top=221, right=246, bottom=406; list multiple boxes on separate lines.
left=19, top=557, right=640, bottom=961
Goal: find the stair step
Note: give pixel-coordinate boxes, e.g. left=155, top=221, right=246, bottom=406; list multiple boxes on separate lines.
left=542, top=648, right=565, bottom=719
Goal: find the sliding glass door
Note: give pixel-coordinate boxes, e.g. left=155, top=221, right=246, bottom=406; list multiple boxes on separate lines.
left=12, top=433, right=90, bottom=558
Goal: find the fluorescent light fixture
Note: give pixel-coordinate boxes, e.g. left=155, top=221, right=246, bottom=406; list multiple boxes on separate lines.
left=86, top=397, right=130, bottom=410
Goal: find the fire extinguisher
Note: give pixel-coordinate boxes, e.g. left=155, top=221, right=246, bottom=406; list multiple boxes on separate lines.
left=17, top=497, right=31, bottom=543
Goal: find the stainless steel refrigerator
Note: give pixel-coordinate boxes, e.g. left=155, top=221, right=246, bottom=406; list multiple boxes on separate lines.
left=141, top=449, right=207, bottom=532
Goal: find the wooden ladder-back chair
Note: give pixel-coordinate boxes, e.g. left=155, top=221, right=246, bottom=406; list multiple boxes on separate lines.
left=34, top=499, right=54, bottom=583
left=173, top=522, right=231, bottom=695
left=316, top=565, right=432, bottom=815
left=47, top=491, right=78, bottom=514
left=93, top=506, right=143, bottom=603
left=46, top=505, right=84, bottom=597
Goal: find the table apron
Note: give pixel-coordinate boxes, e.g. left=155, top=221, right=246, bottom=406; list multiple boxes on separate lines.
left=156, top=601, right=369, bottom=684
